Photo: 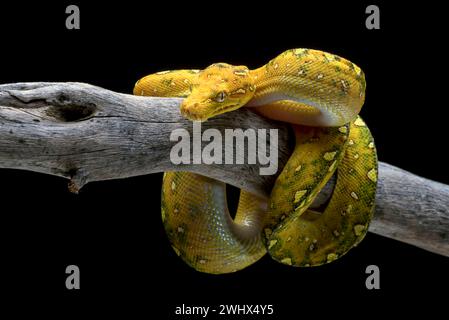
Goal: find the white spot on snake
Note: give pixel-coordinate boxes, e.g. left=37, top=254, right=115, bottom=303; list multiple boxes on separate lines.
left=333, top=230, right=340, bottom=237
left=192, top=70, right=200, bottom=73
left=298, top=69, right=305, bottom=76
left=161, top=208, right=166, bottom=222
left=327, top=253, right=338, bottom=262
left=367, top=168, right=377, bottom=182
left=368, top=142, right=375, bottom=149
left=174, top=208, right=179, bottom=214
left=281, top=257, right=292, bottom=265
left=171, top=181, right=176, bottom=191
left=183, top=79, right=189, bottom=84
left=354, top=153, right=360, bottom=159
left=233, top=88, right=246, bottom=95
left=153, top=88, right=158, bottom=93
left=304, top=263, right=310, bottom=267
left=317, top=73, right=324, bottom=80
left=268, top=240, right=278, bottom=249
left=354, top=117, right=365, bottom=126
left=177, top=226, right=184, bottom=233
left=324, top=151, right=337, bottom=161
left=354, top=224, right=365, bottom=236
left=338, top=126, right=347, bottom=134
left=309, top=243, right=315, bottom=251
left=294, top=49, right=306, bottom=55
left=199, top=259, right=206, bottom=264
left=140, top=90, right=144, bottom=96
left=294, top=190, right=307, bottom=203
left=313, top=239, right=318, bottom=244
left=348, top=139, right=355, bottom=145
left=287, top=236, right=292, bottom=242
left=156, top=70, right=171, bottom=75
left=234, top=70, right=248, bottom=76
left=341, top=79, right=348, bottom=88
left=351, top=192, right=359, bottom=200
left=273, top=63, right=279, bottom=69
left=295, top=165, right=302, bottom=172
left=305, top=237, right=310, bottom=242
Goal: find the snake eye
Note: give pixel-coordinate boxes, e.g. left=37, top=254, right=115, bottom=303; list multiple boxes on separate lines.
left=215, top=91, right=226, bottom=103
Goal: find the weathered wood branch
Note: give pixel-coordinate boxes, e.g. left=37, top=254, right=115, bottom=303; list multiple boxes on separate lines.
left=0, top=82, right=448, bottom=257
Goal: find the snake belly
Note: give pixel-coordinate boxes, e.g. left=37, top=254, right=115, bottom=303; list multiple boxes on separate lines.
left=134, top=48, right=378, bottom=274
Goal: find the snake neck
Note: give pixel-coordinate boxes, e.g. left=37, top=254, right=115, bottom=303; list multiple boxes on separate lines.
left=247, top=66, right=293, bottom=106
left=246, top=49, right=366, bottom=127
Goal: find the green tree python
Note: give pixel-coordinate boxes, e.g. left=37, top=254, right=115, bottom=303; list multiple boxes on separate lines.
left=133, top=48, right=377, bottom=274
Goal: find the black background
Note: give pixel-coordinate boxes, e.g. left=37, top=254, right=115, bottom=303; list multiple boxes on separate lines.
left=0, top=1, right=448, bottom=318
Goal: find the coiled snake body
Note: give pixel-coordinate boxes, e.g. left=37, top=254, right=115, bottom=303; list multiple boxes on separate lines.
left=134, top=48, right=377, bottom=274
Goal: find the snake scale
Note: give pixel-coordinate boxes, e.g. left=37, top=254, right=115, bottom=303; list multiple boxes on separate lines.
left=134, top=48, right=377, bottom=274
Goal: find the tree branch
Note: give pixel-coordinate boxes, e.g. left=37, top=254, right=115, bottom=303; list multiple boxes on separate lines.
left=0, top=82, right=448, bottom=257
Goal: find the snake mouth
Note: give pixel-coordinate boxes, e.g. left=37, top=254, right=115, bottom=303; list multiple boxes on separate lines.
left=181, top=107, right=209, bottom=122
left=211, top=103, right=240, bottom=117
left=181, top=102, right=241, bottom=122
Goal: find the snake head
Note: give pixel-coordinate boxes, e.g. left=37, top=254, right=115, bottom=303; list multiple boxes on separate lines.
left=181, top=63, right=255, bottom=121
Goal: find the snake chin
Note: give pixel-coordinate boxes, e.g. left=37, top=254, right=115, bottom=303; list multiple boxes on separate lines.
left=180, top=101, right=211, bottom=121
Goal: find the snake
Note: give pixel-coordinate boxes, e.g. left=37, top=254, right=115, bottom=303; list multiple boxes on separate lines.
left=133, top=48, right=377, bottom=274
